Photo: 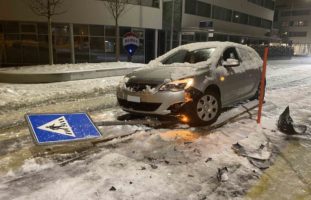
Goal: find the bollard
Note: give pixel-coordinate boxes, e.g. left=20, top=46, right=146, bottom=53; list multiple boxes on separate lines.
left=257, top=47, right=269, bottom=124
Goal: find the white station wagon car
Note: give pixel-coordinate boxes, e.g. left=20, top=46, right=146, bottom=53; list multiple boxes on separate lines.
left=117, top=41, right=264, bottom=126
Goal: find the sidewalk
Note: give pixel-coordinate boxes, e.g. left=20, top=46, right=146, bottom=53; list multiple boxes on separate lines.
left=0, top=62, right=144, bottom=83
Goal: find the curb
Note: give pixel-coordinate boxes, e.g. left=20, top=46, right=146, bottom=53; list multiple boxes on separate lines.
left=0, top=67, right=140, bottom=84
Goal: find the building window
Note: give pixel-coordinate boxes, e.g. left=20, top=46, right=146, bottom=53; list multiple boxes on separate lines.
left=232, top=11, right=248, bottom=25
left=90, top=37, right=105, bottom=62
left=127, top=0, right=159, bottom=8
left=4, top=22, right=19, bottom=34
left=38, top=23, right=48, bottom=35
left=105, top=26, right=116, bottom=37
left=140, top=0, right=159, bottom=8
left=0, top=22, right=3, bottom=34
left=289, top=20, right=308, bottom=27
left=249, top=15, right=261, bottom=27
left=280, top=10, right=291, bottom=17
left=263, top=0, right=274, bottom=10
left=4, top=34, right=21, bottom=64
left=297, top=20, right=307, bottom=27
left=248, top=0, right=274, bottom=10
left=213, top=6, right=232, bottom=22
left=104, top=38, right=116, bottom=62
left=292, top=10, right=311, bottom=16
left=20, top=24, right=36, bottom=34
left=74, top=24, right=89, bottom=36
left=90, top=25, right=105, bottom=36
left=248, top=0, right=264, bottom=6
left=289, top=32, right=307, bottom=37
left=21, top=34, right=39, bottom=64
left=185, top=0, right=211, bottom=18
left=281, top=9, right=311, bottom=17
left=74, top=24, right=90, bottom=63
left=185, top=0, right=196, bottom=15
left=119, top=27, right=131, bottom=37
left=74, top=36, right=89, bottom=63
left=132, top=28, right=145, bottom=63
left=261, top=19, right=272, bottom=29
left=281, top=21, right=289, bottom=27
left=197, top=1, right=211, bottom=18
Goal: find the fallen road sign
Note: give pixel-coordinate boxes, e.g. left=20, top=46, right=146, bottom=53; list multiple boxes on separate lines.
left=25, top=113, right=101, bottom=145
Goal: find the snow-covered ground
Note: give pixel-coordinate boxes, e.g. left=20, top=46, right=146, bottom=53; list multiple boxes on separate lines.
left=0, top=62, right=146, bottom=120
left=0, top=76, right=122, bottom=113
left=0, top=62, right=145, bottom=73
left=0, top=58, right=311, bottom=200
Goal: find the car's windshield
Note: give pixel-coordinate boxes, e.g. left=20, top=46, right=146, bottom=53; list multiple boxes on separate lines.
left=162, top=48, right=216, bottom=65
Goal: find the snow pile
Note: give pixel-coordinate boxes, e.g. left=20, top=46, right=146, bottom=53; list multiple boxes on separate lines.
left=0, top=62, right=145, bottom=74
left=0, top=76, right=122, bottom=113
left=21, top=159, right=55, bottom=174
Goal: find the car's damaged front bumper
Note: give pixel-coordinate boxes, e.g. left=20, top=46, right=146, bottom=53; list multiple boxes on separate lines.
left=116, top=86, right=185, bottom=115
left=116, top=86, right=203, bottom=116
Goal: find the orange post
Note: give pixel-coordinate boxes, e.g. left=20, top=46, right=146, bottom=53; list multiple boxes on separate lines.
left=257, top=47, right=269, bottom=124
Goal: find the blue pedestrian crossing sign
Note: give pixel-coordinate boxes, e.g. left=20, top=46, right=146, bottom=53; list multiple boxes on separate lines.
left=26, top=113, right=102, bottom=145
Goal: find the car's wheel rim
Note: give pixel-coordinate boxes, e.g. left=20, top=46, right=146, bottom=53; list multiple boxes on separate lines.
left=196, top=95, right=218, bottom=121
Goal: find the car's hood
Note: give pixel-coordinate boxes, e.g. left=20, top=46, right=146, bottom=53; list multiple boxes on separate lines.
left=127, top=63, right=210, bottom=84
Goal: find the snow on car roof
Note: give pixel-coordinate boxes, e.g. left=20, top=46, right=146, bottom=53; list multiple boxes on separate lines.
left=178, top=41, right=235, bottom=51
left=177, top=41, right=249, bottom=51
left=152, top=41, right=252, bottom=64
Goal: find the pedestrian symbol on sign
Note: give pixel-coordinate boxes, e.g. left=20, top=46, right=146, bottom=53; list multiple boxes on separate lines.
left=37, top=116, right=75, bottom=137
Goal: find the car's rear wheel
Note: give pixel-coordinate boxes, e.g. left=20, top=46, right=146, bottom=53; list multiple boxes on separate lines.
left=185, top=90, right=221, bottom=126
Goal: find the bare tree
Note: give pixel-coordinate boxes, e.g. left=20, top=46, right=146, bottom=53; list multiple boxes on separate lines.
left=26, top=0, right=65, bottom=65
left=99, top=0, right=128, bottom=61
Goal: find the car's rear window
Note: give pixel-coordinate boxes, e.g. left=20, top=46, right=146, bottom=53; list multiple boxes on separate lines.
left=162, top=48, right=215, bottom=65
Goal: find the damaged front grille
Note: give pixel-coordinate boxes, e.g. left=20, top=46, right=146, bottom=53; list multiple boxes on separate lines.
left=125, top=82, right=158, bottom=92
left=118, top=98, right=161, bottom=112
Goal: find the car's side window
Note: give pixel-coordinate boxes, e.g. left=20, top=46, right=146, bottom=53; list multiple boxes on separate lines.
left=163, top=50, right=188, bottom=64
left=222, top=47, right=240, bottom=61
left=218, top=47, right=240, bottom=66
left=238, top=48, right=251, bottom=62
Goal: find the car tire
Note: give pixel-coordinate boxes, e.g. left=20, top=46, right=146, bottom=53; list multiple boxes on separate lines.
left=250, top=79, right=266, bottom=101
left=185, top=90, right=221, bottom=126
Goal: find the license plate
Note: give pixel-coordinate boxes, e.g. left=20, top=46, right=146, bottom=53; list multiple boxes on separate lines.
left=127, top=95, right=140, bottom=103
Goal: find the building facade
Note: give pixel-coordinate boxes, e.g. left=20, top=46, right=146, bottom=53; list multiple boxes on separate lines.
left=0, top=0, right=162, bottom=66
left=276, top=0, right=311, bottom=55
left=0, top=0, right=276, bottom=67
left=164, top=0, right=275, bottom=48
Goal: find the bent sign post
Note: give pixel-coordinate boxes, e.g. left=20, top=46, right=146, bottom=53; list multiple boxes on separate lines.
left=123, top=32, right=139, bottom=62
left=26, top=113, right=101, bottom=145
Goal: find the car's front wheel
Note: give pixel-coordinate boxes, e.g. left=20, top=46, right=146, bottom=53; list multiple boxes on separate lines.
left=185, top=90, right=221, bottom=126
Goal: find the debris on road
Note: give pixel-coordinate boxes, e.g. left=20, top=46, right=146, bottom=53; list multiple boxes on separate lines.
left=278, top=106, right=307, bottom=135
left=217, top=167, right=229, bottom=182
left=232, top=137, right=272, bottom=170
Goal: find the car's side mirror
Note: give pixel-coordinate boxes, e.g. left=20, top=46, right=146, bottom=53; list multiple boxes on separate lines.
left=223, top=58, right=240, bottom=67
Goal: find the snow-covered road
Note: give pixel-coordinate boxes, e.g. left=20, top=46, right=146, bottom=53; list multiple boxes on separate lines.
left=0, top=58, right=311, bottom=200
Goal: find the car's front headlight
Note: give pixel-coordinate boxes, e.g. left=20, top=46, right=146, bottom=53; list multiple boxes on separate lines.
left=119, top=76, right=129, bottom=87
left=159, top=78, right=194, bottom=92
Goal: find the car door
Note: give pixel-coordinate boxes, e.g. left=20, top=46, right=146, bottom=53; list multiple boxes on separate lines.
left=237, top=47, right=260, bottom=97
left=216, top=47, right=250, bottom=104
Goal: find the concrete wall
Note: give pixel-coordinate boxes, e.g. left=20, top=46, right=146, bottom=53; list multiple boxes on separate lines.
left=0, top=0, right=163, bottom=29
left=181, top=0, right=274, bottom=37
